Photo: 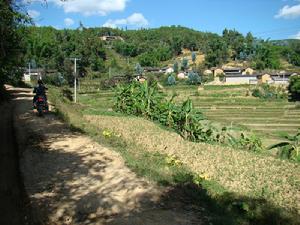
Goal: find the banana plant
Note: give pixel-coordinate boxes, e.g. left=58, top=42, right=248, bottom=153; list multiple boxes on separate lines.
left=268, top=129, right=300, bottom=161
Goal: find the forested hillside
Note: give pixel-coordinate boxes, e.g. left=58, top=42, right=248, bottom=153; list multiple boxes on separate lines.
left=23, top=25, right=300, bottom=79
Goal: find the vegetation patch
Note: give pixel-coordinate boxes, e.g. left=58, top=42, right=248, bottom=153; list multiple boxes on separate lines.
left=49, top=87, right=300, bottom=225
left=251, top=84, right=288, bottom=100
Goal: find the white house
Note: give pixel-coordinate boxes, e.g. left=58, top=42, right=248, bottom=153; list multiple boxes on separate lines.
left=165, top=67, right=174, bottom=74
left=23, top=69, right=43, bottom=82
left=224, top=74, right=258, bottom=84
left=177, top=72, right=187, bottom=79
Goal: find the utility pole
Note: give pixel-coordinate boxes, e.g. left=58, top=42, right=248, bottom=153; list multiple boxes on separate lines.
left=69, top=58, right=81, bottom=103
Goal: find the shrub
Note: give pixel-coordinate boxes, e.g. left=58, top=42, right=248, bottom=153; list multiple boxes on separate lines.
left=167, top=74, right=176, bottom=86
left=114, top=81, right=214, bottom=142
left=229, top=133, right=263, bottom=153
left=268, top=129, right=300, bottom=162
left=114, top=81, right=264, bottom=151
left=288, top=75, right=300, bottom=101
left=188, top=71, right=201, bottom=85
left=251, top=84, right=287, bottom=100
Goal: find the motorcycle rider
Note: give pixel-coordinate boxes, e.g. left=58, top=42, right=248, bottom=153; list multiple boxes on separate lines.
left=33, top=79, right=48, bottom=109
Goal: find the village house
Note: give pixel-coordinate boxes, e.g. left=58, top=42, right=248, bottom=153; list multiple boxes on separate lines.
left=224, top=74, right=258, bottom=84
left=210, top=66, right=297, bottom=85
left=100, top=36, right=124, bottom=42
left=23, top=68, right=44, bottom=82
left=165, top=67, right=174, bottom=74
left=257, top=72, right=294, bottom=85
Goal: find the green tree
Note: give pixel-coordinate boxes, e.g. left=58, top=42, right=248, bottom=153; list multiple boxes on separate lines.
left=135, top=63, right=143, bottom=75
left=253, top=42, right=280, bottom=70
left=170, top=36, right=182, bottom=55
left=173, top=61, right=179, bottom=73
left=182, top=58, right=189, bottom=71
left=167, top=74, right=176, bottom=86
left=205, top=38, right=229, bottom=67
left=192, top=52, right=197, bottom=64
left=0, top=0, right=29, bottom=90
left=288, top=75, right=300, bottom=101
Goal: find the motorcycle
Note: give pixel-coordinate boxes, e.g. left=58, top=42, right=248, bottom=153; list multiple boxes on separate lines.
left=34, top=95, right=48, bottom=116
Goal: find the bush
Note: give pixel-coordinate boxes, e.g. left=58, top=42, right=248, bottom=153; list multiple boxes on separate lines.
left=114, top=81, right=219, bottom=142
left=167, top=74, right=176, bottom=86
left=251, top=84, right=287, bottom=100
left=288, top=75, right=300, bottom=101
left=114, top=81, right=264, bottom=148
left=268, top=129, right=300, bottom=162
left=188, top=71, right=201, bottom=85
left=231, top=133, right=263, bottom=153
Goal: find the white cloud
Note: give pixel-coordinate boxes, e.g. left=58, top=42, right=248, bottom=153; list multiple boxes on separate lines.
left=49, top=0, right=128, bottom=16
left=103, top=13, right=149, bottom=28
left=275, top=3, right=300, bottom=19
left=28, top=9, right=40, bottom=19
left=64, top=18, right=74, bottom=27
left=290, top=31, right=300, bottom=39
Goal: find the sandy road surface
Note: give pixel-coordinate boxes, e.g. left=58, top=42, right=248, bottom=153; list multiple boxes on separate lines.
left=7, top=86, right=206, bottom=225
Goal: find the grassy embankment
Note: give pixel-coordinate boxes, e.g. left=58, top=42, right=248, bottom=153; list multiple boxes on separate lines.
left=48, top=85, right=300, bottom=225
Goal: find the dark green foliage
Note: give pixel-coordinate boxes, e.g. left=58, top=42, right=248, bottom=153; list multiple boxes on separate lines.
left=114, top=41, right=139, bottom=57
left=167, top=74, right=176, bottom=86
left=24, top=26, right=107, bottom=76
left=114, top=82, right=263, bottom=148
left=0, top=1, right=29, bottom=88
left=251, top=84, right=287, bottom=100
left=205, top=37, right=229, bottom=67
left=222, top=29, right=245, bottom=60
left=188, top=71, right=201, bottom=85
left=229, top=133, right=263, bottom=153
left=268, top=129, right=300, bottom=162
left=288, top=75, right=300, bottom=101
left=181, top=58, right=189, bottom=71
left=173, top=61, right=179, bottom=73
left=114, top=81, right=219, bottom=142
left=138, top=52, right=159, bottom=67
left=192, top=52, right=197, bottom=63
left=252, top=42, right=281, bottom=70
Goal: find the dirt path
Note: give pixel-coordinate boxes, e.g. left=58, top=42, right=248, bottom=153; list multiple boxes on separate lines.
left=9, top=87, right=206, bottom=225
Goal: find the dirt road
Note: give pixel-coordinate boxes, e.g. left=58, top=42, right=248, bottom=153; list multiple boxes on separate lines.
left=2, top=86, right=207, bottom=225
left=0, top=91, right=29, bottom=225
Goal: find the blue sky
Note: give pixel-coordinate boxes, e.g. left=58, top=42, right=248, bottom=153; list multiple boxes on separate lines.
left=25, top=0, right=300, bottom=40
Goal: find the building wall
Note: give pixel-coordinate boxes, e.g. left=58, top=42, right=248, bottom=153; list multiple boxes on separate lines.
left=24, top=74, right=31, bottom=82
left=225, top=76, right=257, bottom=84
left=273, top=80, right=289, bottom=85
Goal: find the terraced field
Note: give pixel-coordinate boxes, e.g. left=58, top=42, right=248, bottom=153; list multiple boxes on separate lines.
left=165, top=84, right=300, bottom=145
left=78, top=83, right=300, bottom=146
